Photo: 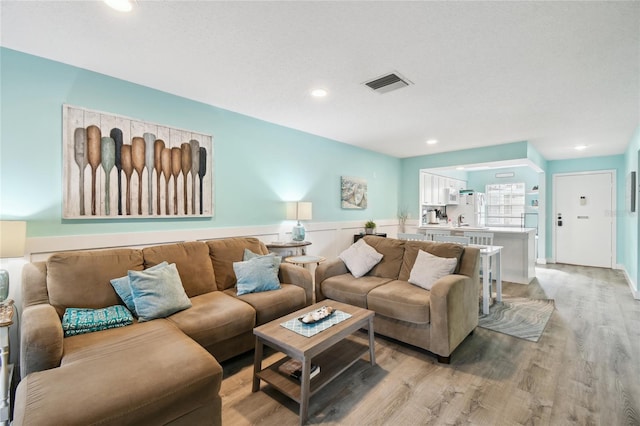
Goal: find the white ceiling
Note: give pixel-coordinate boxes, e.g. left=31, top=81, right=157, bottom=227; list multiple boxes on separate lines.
left=1, top=1, right=638, bottom=160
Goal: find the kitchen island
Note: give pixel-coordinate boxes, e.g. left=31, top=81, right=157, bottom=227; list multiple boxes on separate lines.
left=419, top=225, right=536, bottom=284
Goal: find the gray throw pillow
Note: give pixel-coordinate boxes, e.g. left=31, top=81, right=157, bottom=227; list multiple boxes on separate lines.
left=338, top=239, right=383, bottom=278
left=110, top=261, right=168, bottom=315
left=234, top=255, right=281, bottom=296
left=128, top=263, right=192, bottom=322
left=408, top=249, right=457, bottom=290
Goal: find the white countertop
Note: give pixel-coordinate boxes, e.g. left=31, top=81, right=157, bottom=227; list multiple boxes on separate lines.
left=419, top=225, right=536, bottom=234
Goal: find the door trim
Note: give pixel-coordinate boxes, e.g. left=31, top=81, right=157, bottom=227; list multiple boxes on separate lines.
left=551, top=170, right=616, bottom=267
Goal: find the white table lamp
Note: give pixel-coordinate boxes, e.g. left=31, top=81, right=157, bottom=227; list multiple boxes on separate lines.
left=286, top=202, right=312, bottom=242
left=0, top=221, right=27, bottom=304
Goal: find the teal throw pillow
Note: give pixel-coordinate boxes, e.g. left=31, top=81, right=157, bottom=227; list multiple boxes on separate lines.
left=243, top=249, right=282, bottom=267
left=234, top=255, right=281, bottom=296
left=62, top=305, right=134, bottom=337
left=110, top=261, right=168, bottom=314
left=128, top=263, right=192, bottom=322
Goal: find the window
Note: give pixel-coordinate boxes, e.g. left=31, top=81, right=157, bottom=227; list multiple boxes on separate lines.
left=485, top=182, right=525, bottom=227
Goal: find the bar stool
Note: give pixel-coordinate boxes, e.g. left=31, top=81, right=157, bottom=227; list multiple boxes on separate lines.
left=424, top=230, right=451, bottom=241
left=433, top=235, right=470, bottom=245
left=397, top=233, right=425, bottom=241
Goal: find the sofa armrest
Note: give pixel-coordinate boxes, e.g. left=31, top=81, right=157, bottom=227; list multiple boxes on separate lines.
left=314, top=259, right=349, bottom=302
left=20, top=304, right=64, bottom=379
left=428, top=274, right=479, bottom=357
left=279, top=263, right=313, bottom=306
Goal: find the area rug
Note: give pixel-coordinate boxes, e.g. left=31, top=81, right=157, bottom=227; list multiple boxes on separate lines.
left=479, top=297, right=554, bottom=342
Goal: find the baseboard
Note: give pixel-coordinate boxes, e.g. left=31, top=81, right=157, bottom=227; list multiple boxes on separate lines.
left=619, top=266, right=640, bottom=300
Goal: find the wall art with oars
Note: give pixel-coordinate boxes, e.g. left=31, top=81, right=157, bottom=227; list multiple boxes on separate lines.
left=63, top=104, right=213, bottom=218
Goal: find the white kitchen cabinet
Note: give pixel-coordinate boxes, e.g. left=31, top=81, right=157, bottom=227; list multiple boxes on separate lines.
left=420, top=172, right=432, bottom=205
left=420, top=172, right=466, bottom=206
left=432, top=175, right=442, bottom=205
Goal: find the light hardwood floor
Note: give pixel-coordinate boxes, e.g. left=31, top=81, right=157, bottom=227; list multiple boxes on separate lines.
left=220, top=264, right=640, bottom=425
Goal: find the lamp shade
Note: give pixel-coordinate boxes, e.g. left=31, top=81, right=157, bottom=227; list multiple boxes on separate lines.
left=296, top=202, right=312, bottom=221
left=285, top=202, right=298, bottom=220
left=285, top=202, right=312, bottom=221
left=0, top=221, right=27, bottom=258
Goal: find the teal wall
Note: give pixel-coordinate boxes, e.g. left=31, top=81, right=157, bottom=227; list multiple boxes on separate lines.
left=545, top=155, right=626, bottom=267
left=0, top=48, right=401, bottom=236
left=527, top=143, right=547, bottom=171
left=466, top=167, right=540, bottom=194
left=623, top=125, right=640, bottom=291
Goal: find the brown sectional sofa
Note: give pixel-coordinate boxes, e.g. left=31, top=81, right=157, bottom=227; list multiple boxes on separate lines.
left=14, top=237, right=312, bottom=425
left=315, top=236, right=480, bottom=363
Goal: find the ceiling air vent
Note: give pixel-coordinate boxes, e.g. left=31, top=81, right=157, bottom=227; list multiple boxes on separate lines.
left=364, top=72, right=412, bottom=94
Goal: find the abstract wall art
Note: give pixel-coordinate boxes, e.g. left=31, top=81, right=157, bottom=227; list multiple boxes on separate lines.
left=341, top=176, right=367, bottom=209
left=63, top=105, right=213, bottom=218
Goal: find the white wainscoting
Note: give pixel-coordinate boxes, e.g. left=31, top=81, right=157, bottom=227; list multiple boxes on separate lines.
left=26, top=219, right=402, bottom=261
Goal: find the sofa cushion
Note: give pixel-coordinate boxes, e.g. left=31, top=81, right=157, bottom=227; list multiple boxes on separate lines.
left=398, top=241, right=465, bottom=281
left=367, top=280, right=431, bottom=324
left=224, top=284, right=306, bottom=325
left=408, top=249, right=458, bottom=291
left=319, top=273, right=392, bottom=308
left=361, top=236, right=405, bottom=279
left=207, top=237, right=269, bottom=291
left=46, top=249, right=144, bottom=317
left=234, top=255, right=282, bottom=296
left=24, top=321, right=222, bottom=426
left=128, top=263, right=192, bottom=322
left=166, top=291, right=256, bottom=348
left=338, top=239, right=383, bottom=278
left=143, top=241, right=217, bottom=297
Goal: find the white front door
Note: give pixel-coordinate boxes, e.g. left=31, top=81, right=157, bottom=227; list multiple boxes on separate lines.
left=554, top=171, right=614, bottom=268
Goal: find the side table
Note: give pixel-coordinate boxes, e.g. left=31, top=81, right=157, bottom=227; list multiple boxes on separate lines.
left=353, top=233, right=387, bottom=243
left=284, top=256, right=326, bottom=304
left=266, top=241, right=312, bottom=257
left=0, top=301, right=14, bottom=426
left=284, top=255, right=326, bottom=267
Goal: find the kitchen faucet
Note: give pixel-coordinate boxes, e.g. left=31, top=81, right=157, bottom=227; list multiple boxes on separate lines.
left=457, top=214, right=464, bottom=227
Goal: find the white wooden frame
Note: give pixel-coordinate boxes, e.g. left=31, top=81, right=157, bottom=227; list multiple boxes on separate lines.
left=62, top=104, right=213, bottom=218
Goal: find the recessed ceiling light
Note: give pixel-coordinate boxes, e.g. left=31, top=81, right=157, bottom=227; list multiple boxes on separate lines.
left=426, top=139, right=438, bottom=145
left=104, top=0, right=133, bottom=12
left=456, top=166, right=465, bottom=170
left=310, top=88, right=328, bottom=98
left=575, top=145, right=587, bottom=151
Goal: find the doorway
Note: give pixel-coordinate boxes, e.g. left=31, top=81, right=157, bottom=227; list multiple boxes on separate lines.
left=553, top=171, right=615, bottom=268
